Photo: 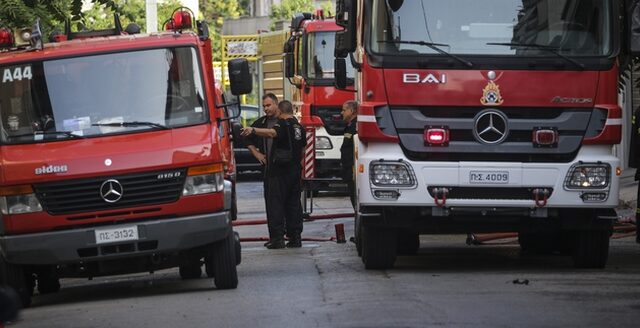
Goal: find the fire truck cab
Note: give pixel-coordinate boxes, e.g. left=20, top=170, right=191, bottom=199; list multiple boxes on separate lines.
left=334, top=0, right=640, bottom=269
left=0, top=9, right=251, bottom=306
left=284, top=12, right=355, bottom=179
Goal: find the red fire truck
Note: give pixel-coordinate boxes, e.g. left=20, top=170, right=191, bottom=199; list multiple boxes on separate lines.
left=0, top=9, right=251, bottom=306
left=334, top=0, right=640, bottom=269
left=284, top=12, right=355, bottom=179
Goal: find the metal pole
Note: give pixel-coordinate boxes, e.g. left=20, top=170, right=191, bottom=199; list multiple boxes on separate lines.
left=145, top=0, right=158, bottom=33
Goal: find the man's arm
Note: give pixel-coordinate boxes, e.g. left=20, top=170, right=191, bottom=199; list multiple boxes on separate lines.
left=240, top=126, right=278, bottom=139
left=247, top=144, right=266, bottom=165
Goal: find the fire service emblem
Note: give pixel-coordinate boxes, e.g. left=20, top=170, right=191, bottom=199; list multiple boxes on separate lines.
left=480, top=81, right=504, bottom=106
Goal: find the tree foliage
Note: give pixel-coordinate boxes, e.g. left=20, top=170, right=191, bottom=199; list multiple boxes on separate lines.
left=268, top=0, right=314, bottom=31
left=0, top=0, right=120, bottom=35
left=269, top=0, right=334, bottom=30
left=82, top=0, right=183, bottom=32
left=200, top=0, right=242, bottom=61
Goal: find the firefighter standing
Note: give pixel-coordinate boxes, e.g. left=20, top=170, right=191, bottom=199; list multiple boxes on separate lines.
left=241, top=100, right=307, bottom=248
left=340, top=100, right=358, bottom=209
left=244, top=93, right=280, bottom=246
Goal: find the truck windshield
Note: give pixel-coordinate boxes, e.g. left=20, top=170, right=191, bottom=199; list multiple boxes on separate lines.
left=307, top=31, right=355, bottom=79
left=0, top=47, right=207, bottom=144
left=371, top=0, right=611, bottom=57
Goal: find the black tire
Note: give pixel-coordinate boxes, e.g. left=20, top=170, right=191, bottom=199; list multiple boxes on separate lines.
left=37, top=277, right=60, bottom=295
left=361, top=226, right=397, bottom=270
left=397, top=232, right=420, bottom=255
left=231, top=183, right=238, bottom=221
left=234, top=231, right=242, bottom=265
left=179, top=263, right=202, bottom=280
left=36, top=266, right=60, bottom=295
left=354, top=214, right=363, bottom=257
left=0, top=257, right=31, bottom=308
left=518, top=232, right=557, bottom=254
left=208, top=231, right=238, bottom=289
left=572, top=229, right=610, bottom=268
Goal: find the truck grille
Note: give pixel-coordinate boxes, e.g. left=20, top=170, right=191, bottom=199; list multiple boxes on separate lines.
left=33, top=169, right=187, bottom=215
left=390, top=106, right=603, bottom=163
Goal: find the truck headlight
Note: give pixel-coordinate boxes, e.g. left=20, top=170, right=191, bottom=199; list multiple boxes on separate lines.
left=315, top=136, right=332, bottom=150
left=0, top=194, right=43, bottom=215
left=183, top=173, right=224, bottom=196
left=370, top=162, right=415, bottom=187
left=183, top=164, right=225, bottom=196
left=564, top=164, right=610, bottom=189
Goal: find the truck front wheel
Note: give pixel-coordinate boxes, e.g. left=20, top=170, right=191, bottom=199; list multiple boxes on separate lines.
left=0, top=257, right=31, bottom=307
left=397, top=232, right=420, bottom=255
left=572, top=229, right=611, bottom=268
left=206, top=230, right=238, bottom=289
left=354, top=213, right=362, bottom=257
left=361, top=226, right=397, bottom=270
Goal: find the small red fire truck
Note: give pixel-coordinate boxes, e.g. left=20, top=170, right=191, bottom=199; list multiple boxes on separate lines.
left=0, top=8, right=251, bottom=306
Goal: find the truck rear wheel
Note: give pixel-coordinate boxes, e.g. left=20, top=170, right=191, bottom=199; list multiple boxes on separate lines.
left=518, top=232, right=557, bottom=254
left=179, top=263, right=202, bottom=279
left=207, top=231, right=238, bottom=289
left=397, top=232, right=419, bottom=255
left=36, top=266, right=61, bottom=294
left=0, top=257, right=31, bottom=307
left=572, top=229, right=610, bottom=268
left=361, top=226, right=397, bottom=270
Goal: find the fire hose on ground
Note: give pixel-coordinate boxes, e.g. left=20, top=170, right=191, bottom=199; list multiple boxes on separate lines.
left=233, top=213, right=638, bottom=245
left=233, top=212, right=353, bottom=243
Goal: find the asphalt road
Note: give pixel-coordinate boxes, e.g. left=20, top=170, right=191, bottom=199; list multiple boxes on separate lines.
left=10, top=175, right=640, bottom=328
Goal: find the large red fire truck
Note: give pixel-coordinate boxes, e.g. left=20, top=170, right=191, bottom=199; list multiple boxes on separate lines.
left=0, top=9, right=251, bottom=306
left=334, top=0, right=640, bottom=269
left=284, top=12, right=355, bottom=179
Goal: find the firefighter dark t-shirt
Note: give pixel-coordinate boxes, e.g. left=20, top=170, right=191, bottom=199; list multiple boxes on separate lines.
left=269, top=117, right=306, bottom=177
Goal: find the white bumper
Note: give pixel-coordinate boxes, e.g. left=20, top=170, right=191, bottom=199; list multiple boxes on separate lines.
left=357, top=142, right=620, bottom=209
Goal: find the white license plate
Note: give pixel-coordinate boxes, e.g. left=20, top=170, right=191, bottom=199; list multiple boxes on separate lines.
left=95, top=226, right=139, bottom=245
left=469, top=171, right=509, bottom=184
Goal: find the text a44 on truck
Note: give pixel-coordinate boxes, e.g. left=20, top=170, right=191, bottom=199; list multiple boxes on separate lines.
left=0, top=8, right=253, bottom=307
left=283, top=11, right=357, bottom=180
left=333, top=0, right=640, bottom=270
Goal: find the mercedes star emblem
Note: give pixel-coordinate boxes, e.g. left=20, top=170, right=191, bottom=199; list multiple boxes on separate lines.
left=473, top=109, right=509, bottom=144
left=100, top=179, right=124, bottom=203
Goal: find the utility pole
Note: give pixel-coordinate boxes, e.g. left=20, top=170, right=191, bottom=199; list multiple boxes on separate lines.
left=146, top=0, right=158, bottom=33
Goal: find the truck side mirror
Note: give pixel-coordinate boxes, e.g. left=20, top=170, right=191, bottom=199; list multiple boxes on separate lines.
left=335, top=58, right=347, bottom=89
left=284, top=36, right=296, bottom=78
left=284, top=52, right=295, bottom=78
left=228, top=58, right=252, bottom=96
left=631, top=1, right=640, bottom=55
left=335, top=0, right=356, bottom=57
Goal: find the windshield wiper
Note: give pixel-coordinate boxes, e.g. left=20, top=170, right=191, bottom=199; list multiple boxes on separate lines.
left=380, top=40, right=474, bottom=68
left=91, top=121, right=169, bottom=130
left=8, top=130, right=86, bottom=139
left=486, top=42, right=585, bottom=70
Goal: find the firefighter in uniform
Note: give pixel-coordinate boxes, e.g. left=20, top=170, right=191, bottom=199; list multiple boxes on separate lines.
left=630, top=106, right=640, bottom=244
left=244, top=93, right=280, bottom=246
left=340, top=100, right=358, bottom=209
left=241, top=100, right=307, bottom=248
